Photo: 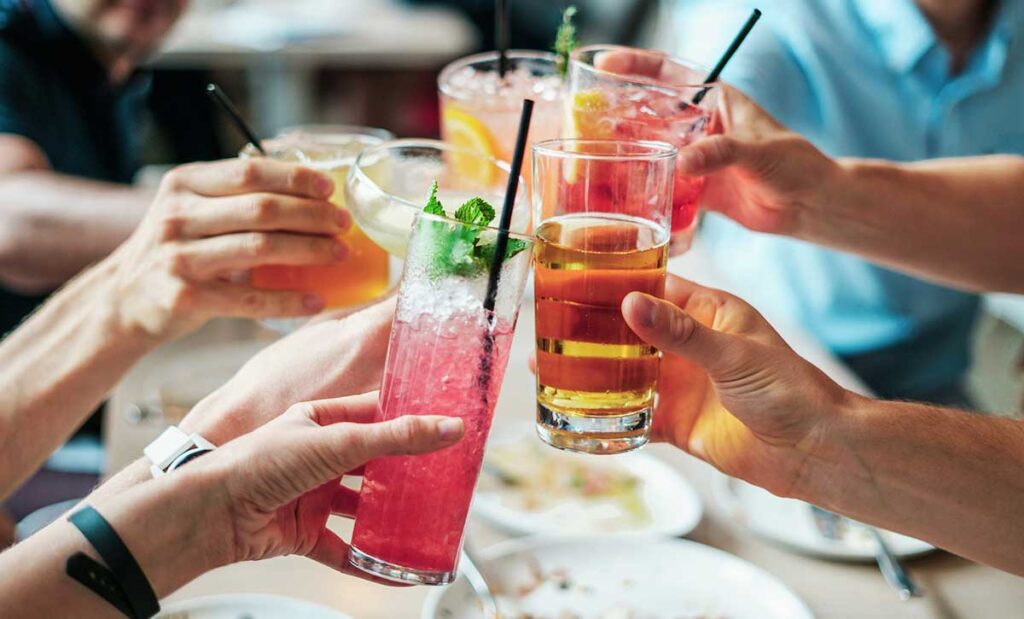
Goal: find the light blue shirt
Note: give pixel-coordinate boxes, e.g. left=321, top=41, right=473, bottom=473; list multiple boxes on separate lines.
left=670, top=0, right=1024, bottom=401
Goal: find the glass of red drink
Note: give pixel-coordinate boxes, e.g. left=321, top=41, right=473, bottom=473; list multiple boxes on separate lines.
left=532, top=139, right=676, bottom=454
left=566, top=45, right=718, bottom=254
left=349, top=207, right=533, bottom=585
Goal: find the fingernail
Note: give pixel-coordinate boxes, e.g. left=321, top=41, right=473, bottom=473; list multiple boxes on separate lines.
left=316, top=174, right=334, bottom=197
left=437, top=418, right=464, bottom=441
left=631, top=295, right=659, bottom=329
left=303, top=294, right=325, bottom=312
left=334, top=240, right=349, bottom=260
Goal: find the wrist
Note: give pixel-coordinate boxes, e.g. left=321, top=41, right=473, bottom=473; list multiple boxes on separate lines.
left=793, top=158, right=897, bottom=248
left=788, top=389, right=879, bottom=511
left=91, top=461, right=233, bottom=596
left=178, top=389, right=251, bottom=446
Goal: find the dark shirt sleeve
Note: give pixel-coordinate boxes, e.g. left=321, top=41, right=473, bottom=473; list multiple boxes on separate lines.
left=0, top=44, right=45, bottom=143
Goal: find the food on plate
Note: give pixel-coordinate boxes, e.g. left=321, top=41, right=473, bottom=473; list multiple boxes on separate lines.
left=478, top=440, right=651, bottom=529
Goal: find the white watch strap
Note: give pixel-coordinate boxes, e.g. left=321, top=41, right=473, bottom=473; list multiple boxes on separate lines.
left=144, top=426, right=215, bottom=478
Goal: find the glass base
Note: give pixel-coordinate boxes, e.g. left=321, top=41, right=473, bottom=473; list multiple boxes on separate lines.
left=536, top=402, right=650, bottom=454
left=348, top=546, right=455, bottom=586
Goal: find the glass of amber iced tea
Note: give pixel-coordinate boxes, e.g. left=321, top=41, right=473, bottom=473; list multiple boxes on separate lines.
left=532, top=139, right=676, bottom=454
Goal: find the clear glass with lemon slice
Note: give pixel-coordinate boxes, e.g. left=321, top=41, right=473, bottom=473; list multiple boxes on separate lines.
left=567, top=45, right=719, bottom=254
left=345, top=139, right=529, bottom=257
left=438, top=50, right=564, bottom=200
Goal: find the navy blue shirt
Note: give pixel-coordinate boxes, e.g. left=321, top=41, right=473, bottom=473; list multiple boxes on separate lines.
left=0, top=0, right=149, bottom=336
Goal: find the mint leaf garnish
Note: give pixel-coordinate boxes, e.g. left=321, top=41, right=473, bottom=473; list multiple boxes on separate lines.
left=474, top=237, right=531, bottom=266
left=420, top=183, right=527, bottom=278
left=424, top=179, right=445, bottom=216
left=454, top=197, right=496, bottom=227
left=554, top=6, right=579, bottom=78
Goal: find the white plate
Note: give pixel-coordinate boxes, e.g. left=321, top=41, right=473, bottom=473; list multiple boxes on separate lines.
left=473, top=432, right=702, bottom=538
left=423, top=536, right=814, bottom=619
left=157, top=594, right=353, bottom=619
left=713, top=475, right=935, bottom=561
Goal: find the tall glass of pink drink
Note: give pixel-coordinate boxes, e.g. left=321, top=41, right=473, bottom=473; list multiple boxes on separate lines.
left=349, top=208, right=533, bottom=585
left=438, top=50, right=564, bottom=199
left=566, top=45, right=719, bottom=254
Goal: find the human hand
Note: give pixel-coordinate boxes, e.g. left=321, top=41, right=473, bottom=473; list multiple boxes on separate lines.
left=110, top=158, right=350, bottom=340
left=621, top=275, right=854, bottom=497
left=180, top=296, right=396, bottom=445
left=594, top=49, right=840, bottom=236
left=180, top=393, right=463, bottom=580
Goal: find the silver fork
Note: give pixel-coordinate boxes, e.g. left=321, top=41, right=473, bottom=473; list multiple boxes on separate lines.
left=810, top=505, right=922, bottom=600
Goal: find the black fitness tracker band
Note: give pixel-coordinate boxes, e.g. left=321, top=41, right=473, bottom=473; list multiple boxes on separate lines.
left=66, top=506, right=160, bottom=619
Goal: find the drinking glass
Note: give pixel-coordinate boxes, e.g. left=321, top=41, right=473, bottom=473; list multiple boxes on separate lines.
left=240, top=127, right=393, bottom=331
left=567, top=45, right=718, bottom=253
left=532, top=139, right=677, bottom=454
left=345, top=139, right=529, bottom=257
left=438, top=50, right=563, bottom=192
left=349, top=210, right=534, bottom=585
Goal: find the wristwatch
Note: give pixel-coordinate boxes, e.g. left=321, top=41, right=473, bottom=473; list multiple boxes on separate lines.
left=144, top=426, right=216, bottom=478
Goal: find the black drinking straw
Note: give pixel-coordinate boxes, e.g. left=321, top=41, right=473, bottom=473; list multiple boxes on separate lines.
left=476, top=98, right=532, bottom=398
left=496, top=0, right=510, bottom=78
left=205, top=83, right=266, bottom=155
left=691, top=8, right=762, bottom=105
left=483, top=98, right=533, bottom=315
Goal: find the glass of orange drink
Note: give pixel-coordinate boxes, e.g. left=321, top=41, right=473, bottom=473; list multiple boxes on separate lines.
left=241, top=127, right=394, bottom=331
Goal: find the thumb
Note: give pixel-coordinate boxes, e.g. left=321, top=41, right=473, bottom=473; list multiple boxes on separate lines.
left=622, top=292, right=753, bottom=379
left=327, top=415, right=465, bottom=472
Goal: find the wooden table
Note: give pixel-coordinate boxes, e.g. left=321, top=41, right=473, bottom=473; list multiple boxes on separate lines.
left=111, top=243, right=1024, bottom=617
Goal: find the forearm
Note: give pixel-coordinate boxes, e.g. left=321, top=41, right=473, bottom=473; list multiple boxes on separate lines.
left=0, top=467, right=227, bottom=617
left=0, top=170, right=150, bottom=291
left=795, top=155, right=1024, bottom=293
left=798, top=395, right=1024, bottom=574
left=0, top=257, right=160, bottom=499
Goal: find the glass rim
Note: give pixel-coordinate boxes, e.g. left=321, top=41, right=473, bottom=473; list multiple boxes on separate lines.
left=279, top=124, right=396, bottom=142
left=438, top=49, right=560, bottom=98
left=532, top=138, right=679, bottom=162
left=413, top=208, right=535, bottom=243
left=240, top=128, right=392, bottom=164
left=349, top=138, right=528, bottom=226
left=570, top=44, right=718, bottom=92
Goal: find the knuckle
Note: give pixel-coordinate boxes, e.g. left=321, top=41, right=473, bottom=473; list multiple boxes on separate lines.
left=391, top=416, right=423, bottom=448
left=338, top=427, right=369, bottom=460
left=239, top=290, right=267, bottom=312
left=288, top=402, right=318, bottom=422
left=159, top=212, right=187, bottom=240
left=710, top=136, right=737, bottom=161
left=235, top=160, right=261, bottom=188
left=169, top=280, right=197, bottom=312
left=165, top=245, right=191, bottom=277
left=286, top=166, right=308, bottom=192
left=160, top=167, right=188, bottom=192
left=246, top=233, right=276, bottom=257
left=251, top=196, right=279, bottom=223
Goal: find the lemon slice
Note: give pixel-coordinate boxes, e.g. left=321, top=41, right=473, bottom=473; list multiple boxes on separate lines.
left=562, top=90, right=613, bottom=183
left=442, top=105, right=499, bottom=185
left=566, top=89, right=612, bottom=140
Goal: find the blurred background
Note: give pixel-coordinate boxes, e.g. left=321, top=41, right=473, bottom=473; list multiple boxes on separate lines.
left=142, top=0, right=667, bottom=164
